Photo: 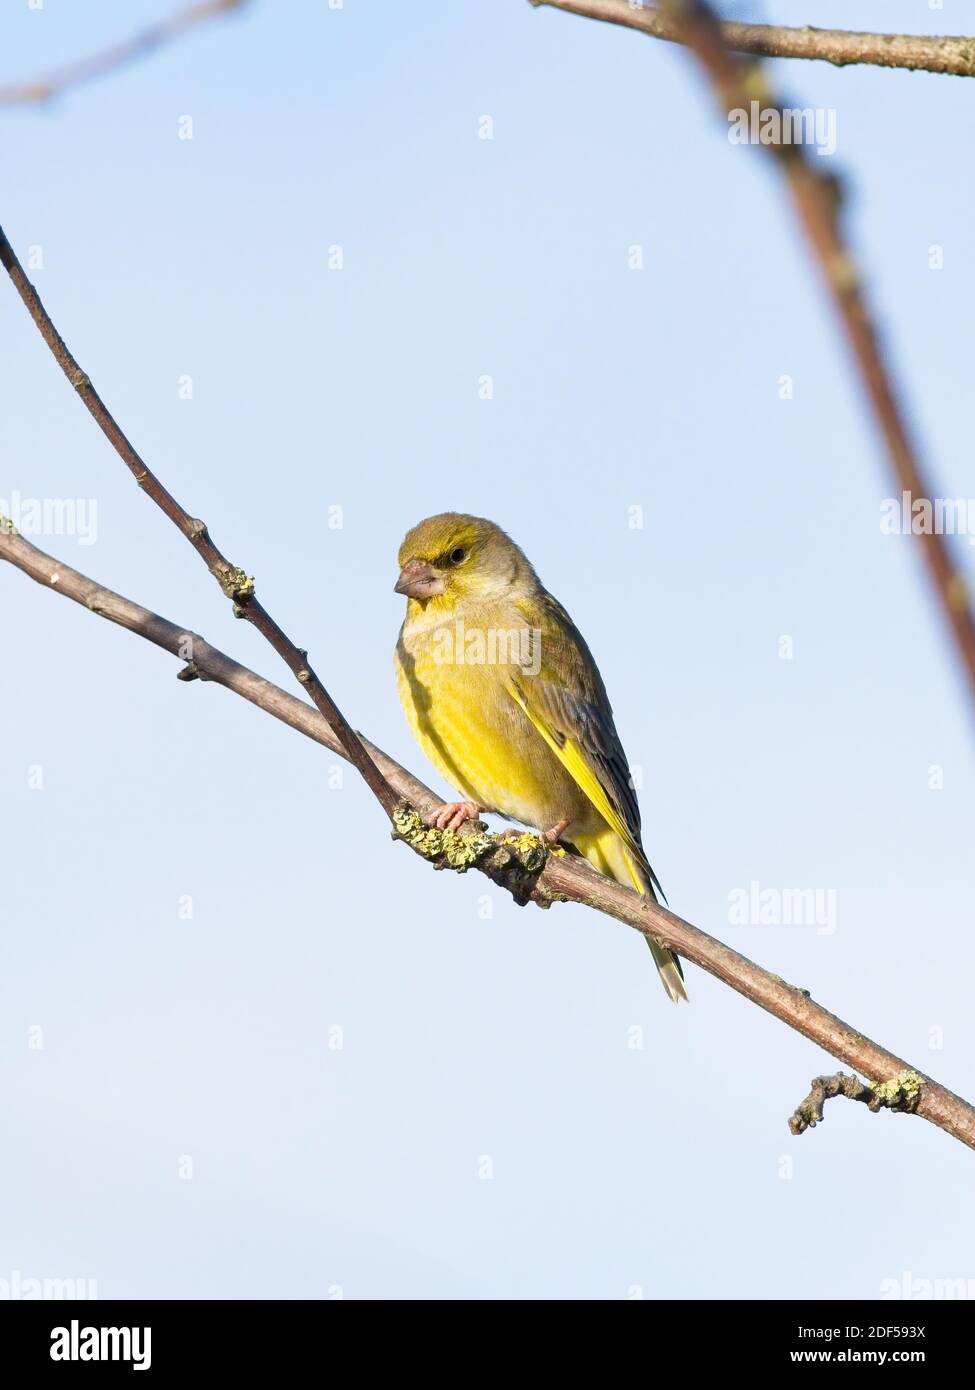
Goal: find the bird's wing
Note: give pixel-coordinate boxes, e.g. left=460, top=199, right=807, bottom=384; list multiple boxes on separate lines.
left=505, top=593, right=665, bottom=900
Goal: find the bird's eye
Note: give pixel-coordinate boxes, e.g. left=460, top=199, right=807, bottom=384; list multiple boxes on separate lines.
left=448, top=546, right=467, bottom=566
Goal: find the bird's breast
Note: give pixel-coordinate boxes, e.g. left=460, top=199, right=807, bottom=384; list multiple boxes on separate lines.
left=395, top=614, right=590, bottom=830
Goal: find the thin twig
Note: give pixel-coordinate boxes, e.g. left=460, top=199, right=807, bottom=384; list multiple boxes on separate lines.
left=0, top=225, right=397, bottom=819
left=789, top=1069, right=924, bottom=1135
left=3, top=524, right=974, bottom=1152
left=602, top=0, right=975, bottom=720
left=0, top=0, right=250, bottom=107
left=530, top=1, right=975, bottom=79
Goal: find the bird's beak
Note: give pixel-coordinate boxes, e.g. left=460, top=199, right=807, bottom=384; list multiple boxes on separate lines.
left=394, top=557, right=446, bottom=600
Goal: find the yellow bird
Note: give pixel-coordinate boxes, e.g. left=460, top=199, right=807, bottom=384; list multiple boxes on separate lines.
left=394, top=513, right=686, bottom=1003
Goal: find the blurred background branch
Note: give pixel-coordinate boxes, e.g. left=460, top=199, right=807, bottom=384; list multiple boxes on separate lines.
left=0, top=0, right=249, bottom=107
left=542, top=0, right=975, bottom=721
left=531, top=1, right=975, bottom=78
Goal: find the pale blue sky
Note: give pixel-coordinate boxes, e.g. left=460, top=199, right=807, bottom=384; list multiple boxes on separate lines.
left=2, top=0, right=973, bottom=1299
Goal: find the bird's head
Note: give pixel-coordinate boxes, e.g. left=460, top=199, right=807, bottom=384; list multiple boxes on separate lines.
left=395, top=513, right=538, bottom=609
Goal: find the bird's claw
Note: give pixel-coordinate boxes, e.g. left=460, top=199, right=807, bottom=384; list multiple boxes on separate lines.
left=425, top=800, right=482, bottom=832
left=543, top=817, right=571, bottom=844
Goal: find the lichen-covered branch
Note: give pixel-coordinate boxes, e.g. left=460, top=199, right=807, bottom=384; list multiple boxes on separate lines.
left=790, top=1069, right=925, bottom=1135
left=3, top=525, right=974, bottom=1152
left=0, top=223, right=397, bottom=819
left=392, top=804, right=561, bottom=906
left=530, top=1, right=975, bottom=78
left=0, top=0, right=250, bottom=107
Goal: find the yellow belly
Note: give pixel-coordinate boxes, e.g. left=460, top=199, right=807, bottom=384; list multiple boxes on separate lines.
left=395, top=632, right=595, bottom=834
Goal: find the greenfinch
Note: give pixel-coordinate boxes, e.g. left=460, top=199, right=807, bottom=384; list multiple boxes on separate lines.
left=394, top=513, right=686, bottom=1003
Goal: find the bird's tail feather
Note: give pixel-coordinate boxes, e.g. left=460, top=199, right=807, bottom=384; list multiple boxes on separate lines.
left=630, top=859, right=688, bottom=1004
left=572, top=830, right=688, bottom=1003
left=643, top=932, right=688, bottom=1004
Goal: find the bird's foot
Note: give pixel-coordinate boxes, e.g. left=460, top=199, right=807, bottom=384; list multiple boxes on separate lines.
left=425, top=800, right=482, bottom=832
left=543, top=817, right=571, bottom=843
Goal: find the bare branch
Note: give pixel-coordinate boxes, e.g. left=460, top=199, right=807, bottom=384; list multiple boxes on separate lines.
left=789, top=1069, right=924, bottom=1135
left=3, top=524, right=974, bottom=1152
left=0, top=0, right=250, bottom=108
left=0, top=224, right=397, bottom=819
left=530, top=1, right=975, bottom=79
